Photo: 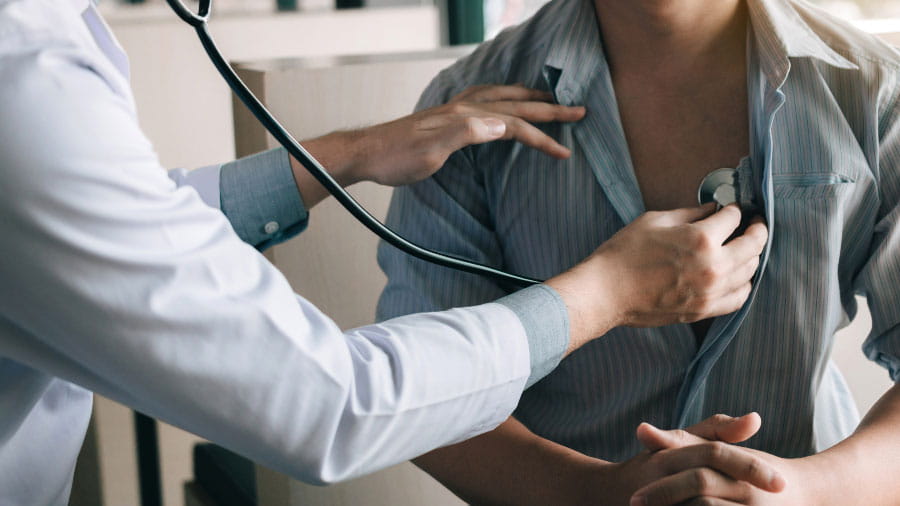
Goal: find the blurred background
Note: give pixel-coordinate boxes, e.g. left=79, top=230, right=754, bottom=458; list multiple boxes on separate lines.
left=77, top=1, right=900, bottom=505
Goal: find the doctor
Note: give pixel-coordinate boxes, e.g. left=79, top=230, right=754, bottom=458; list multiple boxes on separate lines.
left=0, top=0, right=768, bottom=503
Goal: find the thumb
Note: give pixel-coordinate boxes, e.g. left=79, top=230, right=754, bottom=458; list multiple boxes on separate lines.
left=636, top=423, right=705, bottom=452
left=687, top=412, right=761, bottom=444
left=636, top=413, right=761, bottom=452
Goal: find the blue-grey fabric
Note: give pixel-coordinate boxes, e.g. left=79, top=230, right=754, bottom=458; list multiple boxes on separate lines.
left=496, top=285, right=569, bottom=387
left=377, top=0, right=900, bottom=461
left=220, top=147, right=309, bottom=250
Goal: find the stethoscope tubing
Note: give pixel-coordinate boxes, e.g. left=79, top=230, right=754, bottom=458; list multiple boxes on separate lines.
left=164, top=0, right=540, bottom=288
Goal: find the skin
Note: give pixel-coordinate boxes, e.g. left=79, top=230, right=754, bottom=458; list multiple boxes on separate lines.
left=406, top=1, right=900, bottom=505
left=291, top=83, right=768, bottom=356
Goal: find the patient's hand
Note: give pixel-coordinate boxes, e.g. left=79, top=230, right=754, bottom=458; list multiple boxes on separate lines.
left=626, top=415, right=820, bottom=506
left=584, top=414, right=786, bottom=506
left=546, top=205, right=768, bottom=354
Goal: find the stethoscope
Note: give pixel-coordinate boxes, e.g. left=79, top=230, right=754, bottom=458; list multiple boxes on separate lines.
left=166, top=0, right=742, bottom=287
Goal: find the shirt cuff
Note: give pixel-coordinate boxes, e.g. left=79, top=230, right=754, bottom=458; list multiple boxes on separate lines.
left=220, top=147, right=309, bottom=250
left=496, top=284, right=569, bottom=388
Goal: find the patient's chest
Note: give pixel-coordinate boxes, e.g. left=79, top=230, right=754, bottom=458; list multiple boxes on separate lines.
left=614, top=74, right=750, bottom=211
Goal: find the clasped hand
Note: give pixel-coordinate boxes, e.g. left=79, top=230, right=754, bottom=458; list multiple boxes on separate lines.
left=594, top=413, right=814, bottom=506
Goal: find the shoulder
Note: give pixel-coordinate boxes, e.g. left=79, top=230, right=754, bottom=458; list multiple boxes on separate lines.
left=416, top=0, right=572, bottom=110
left=791, top=0, right=900, bottom=71
left=789, top=1, right=900, bottom=122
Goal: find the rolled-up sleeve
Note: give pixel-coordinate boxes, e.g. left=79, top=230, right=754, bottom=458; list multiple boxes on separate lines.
left=168, top=148, right=309, bottom=250
left=859, top=81, right=900, bottom=381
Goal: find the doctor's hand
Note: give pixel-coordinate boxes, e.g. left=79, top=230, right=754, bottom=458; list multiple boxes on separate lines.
left=545, top=205, right=767, bottom=355
left=293, top=84, right=585, bottom=208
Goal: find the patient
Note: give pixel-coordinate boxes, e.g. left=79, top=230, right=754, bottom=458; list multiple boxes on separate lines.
left=377, top=0, right=900, bottom=503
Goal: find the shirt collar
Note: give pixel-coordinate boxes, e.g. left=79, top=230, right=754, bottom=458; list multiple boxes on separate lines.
left=542, top=0, right=858, bottom=99
left=748, top=0, right=857, bottom=87
left=542, top=0, right=607, bottom=105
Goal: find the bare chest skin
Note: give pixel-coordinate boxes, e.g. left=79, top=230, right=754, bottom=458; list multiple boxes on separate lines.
left=613, top=77, right=750, bottom=212
left=613, top=73, right=749, bottom=339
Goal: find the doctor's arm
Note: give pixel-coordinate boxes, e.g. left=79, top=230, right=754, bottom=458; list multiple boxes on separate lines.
left=0, top=50, right=614, bottom=485
left=171, top=84, right=585, bottom=251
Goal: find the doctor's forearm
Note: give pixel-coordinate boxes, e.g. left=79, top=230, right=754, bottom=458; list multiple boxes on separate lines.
left=799, top=383, right=900, bottom=504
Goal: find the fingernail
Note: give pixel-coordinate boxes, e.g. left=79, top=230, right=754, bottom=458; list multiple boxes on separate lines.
left=483, top=118, right=506, bottom=137
left=630, top=495, right=646, bottom=506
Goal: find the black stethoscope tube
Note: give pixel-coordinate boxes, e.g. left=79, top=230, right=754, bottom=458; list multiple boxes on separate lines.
left=165, top=0, right=540, bottom=288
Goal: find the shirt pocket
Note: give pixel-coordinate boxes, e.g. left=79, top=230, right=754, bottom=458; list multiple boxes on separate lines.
left=772, top=173, right=855, bottom=200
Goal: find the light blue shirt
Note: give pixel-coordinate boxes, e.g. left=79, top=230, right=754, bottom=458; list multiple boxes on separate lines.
left=0, top=0, right=567, bottom=502
left=378, top=0, right=900, bottom=461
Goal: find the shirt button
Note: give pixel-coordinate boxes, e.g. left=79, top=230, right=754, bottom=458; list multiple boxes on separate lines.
left=264, top=221, right=280, bottom=235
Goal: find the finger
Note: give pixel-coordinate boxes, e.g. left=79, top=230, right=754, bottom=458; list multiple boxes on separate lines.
left=656, top=443, right=786, bottom=493
left=638, top=414, right=762, bottom=452
left=453, top=84, right=555, bottom=103
left=721, top=219, right=768, bottom=263
left=699, top=282, right=753, bottom=319
left=692, top=205, right=743, bottom=245
left=687, top=413, right=761, bottom=445
left=715, top=255, right=761, bottom=298
left=650, top=204, right=718, bottom=227
left=637, top=423, right=709, bottom=452
left=495, top=115, right=572, bottom=159
left=468, top=100, right=586, bottom=123
left=679, top=498, right=743, bottom=506
left=631, top=468, right=754, bottom=506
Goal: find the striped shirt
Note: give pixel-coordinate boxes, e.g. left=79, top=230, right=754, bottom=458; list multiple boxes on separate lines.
left=377, top=0, right=900, bottom=460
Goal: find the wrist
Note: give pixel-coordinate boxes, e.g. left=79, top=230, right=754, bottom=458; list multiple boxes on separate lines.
left=296, top=130, right=367, bottom=188
left=545, top=253, right=621, bottom=355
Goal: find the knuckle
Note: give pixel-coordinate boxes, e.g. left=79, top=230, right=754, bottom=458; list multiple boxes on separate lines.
left=736, top=480, right=755, bottom=501
left=462, top=117, right=482, bottom=136
left=705, top=441, right=727, bottom=461
left=745, top=457, right=764, bottom=479
left=446, top=102, right=467, bottom=115
left=692, top=468, right=713, bottom=494
left=693, top=230, right=716, bottom=253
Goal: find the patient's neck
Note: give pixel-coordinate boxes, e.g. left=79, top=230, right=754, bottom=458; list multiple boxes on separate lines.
left=594, top=0, right=748, bottom=84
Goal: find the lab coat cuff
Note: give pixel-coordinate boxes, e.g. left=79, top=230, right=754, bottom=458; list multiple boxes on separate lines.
left=496, top=284, right=568, bottom=388
left=220, top=147, right=309, bottom=251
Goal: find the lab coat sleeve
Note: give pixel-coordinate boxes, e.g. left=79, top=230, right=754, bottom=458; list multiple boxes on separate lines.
left=377, top=71, right=568, bottom=387
left=859, top=79, right=900, bottom=382
left=167, top=147, right=310, bottom=250
left=0, top=44, right=532, bottom=485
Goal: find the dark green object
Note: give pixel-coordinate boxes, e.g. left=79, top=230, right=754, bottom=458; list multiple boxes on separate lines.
left=447, top=0, right=484, bottom=45
left=134, top=412, right=162, bottom=506
left=336, top=0, right=363, bottom=8
left=276, top=0, right=297, bottom=11
left=194, top=444, right=257, bottom=506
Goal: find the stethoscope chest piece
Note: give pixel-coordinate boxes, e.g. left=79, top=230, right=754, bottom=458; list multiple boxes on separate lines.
left=698, top=168, right=739, bottom=208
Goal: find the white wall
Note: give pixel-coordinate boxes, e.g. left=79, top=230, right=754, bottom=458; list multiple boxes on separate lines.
left=91, top=6, right=440, bottom=506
